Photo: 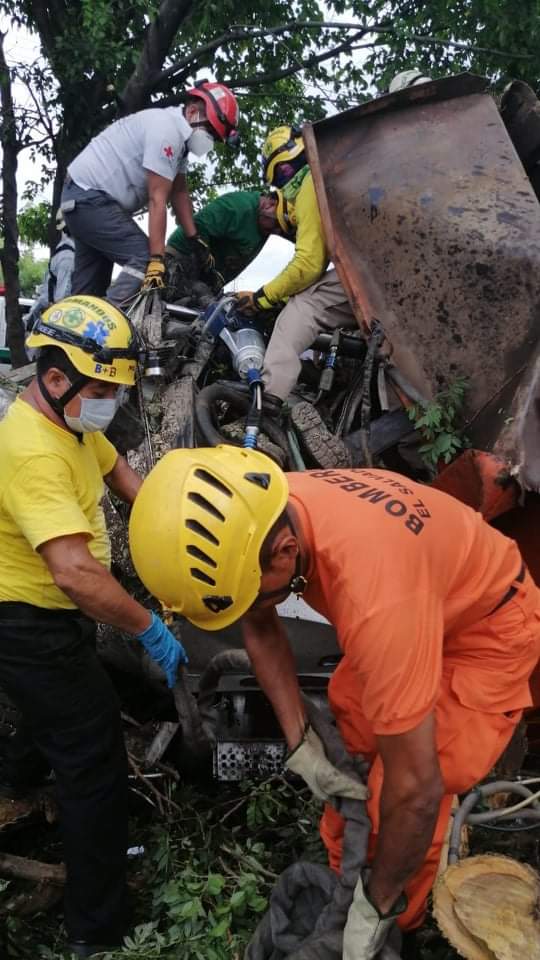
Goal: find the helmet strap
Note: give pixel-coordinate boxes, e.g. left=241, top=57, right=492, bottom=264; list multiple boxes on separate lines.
left=37, top=370, right=89, bottom=438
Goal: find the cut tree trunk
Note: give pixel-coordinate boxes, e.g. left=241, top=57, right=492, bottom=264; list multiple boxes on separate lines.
left=434, top=853, right=540, bottom=960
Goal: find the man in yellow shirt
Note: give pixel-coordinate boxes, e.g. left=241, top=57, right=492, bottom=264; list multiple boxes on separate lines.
left=235, top=125, right=358, bottom=405
left=0, top=296, right=186, bottom=958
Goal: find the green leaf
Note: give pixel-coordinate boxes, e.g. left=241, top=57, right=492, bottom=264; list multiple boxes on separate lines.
left=206, top=873, right=226, bottom=896
left=210, top=916, right=231, bottom=938
left=229, top=889, right=247, bottom=910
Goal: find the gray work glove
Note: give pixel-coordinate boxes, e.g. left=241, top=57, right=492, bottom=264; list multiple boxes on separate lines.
left=343, top=871, right=406, bottom=960
left=285, top=724, right=368, bottom=802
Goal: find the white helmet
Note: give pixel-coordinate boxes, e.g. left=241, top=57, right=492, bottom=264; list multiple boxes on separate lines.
left=389, top=70, right=432, bottom=93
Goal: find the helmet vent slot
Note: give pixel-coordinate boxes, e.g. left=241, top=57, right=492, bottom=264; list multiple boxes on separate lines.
left=187, top=544, right=217, bottom=568
left=190, top=567, right=216, bottom=586
left=244, top=471, right=271, bottom=490
left=185, top=519, right=219, bottom=545
left=188, top=492, right=225, bottom=521
left=194, top=468, right=232, bottom=498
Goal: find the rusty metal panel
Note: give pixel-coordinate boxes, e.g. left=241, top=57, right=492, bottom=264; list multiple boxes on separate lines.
left=304, top=75, right=540, bottom=479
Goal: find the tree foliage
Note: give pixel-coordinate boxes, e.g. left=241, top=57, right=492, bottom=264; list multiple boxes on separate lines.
left=18, top=250, right=48, bottom=297
left=18, top=201, right=50, bottom=246
left=3, top=0, right=540, bottom=203
left=1, top=0, right=540, bottom=361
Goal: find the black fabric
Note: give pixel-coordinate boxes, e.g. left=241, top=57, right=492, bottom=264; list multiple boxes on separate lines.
left=0, top=605, right=128, bottom=944
left=245, top=701, right=402, bottom=960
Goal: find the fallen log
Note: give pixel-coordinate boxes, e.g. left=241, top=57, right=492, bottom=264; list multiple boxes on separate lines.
left=4, top=882, right=63, bottom=917
left=0, top=852, right=65, bottom=885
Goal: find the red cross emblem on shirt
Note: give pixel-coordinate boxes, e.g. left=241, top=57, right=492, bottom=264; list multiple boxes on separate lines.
left=164, top=145, right=174, bottom=158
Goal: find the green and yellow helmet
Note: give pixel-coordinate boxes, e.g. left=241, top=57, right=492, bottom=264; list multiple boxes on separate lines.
left=27, top=295, right=139, bottom=386
left=261, top=125, right=305, bottom=188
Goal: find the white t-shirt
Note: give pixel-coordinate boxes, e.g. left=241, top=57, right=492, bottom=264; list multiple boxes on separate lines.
left=68, top=108, right=192, bottom=213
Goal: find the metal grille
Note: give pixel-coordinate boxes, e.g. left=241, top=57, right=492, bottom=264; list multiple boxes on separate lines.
left=214, top=740, right=287, bottom=781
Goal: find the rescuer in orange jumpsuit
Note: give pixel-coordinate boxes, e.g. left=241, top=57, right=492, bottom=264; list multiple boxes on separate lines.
left=128, top=449, right=540, bottom=958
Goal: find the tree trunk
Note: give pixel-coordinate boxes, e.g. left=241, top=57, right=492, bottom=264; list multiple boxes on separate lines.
left=0, top=33, right=27, bottom=368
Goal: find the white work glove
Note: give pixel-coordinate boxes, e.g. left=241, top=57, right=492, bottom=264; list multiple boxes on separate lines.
left=343, top=871, right=406, bottom=960
left=285, top=724, right=368, bottom=802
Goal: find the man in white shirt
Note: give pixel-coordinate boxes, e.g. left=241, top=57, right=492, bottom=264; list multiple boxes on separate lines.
left=60, top=81, right=240, bottom=308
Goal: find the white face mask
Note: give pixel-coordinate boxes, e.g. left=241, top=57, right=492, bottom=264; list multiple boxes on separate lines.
left=187, top=127, right=215, bottom=157
left=64, top=395, right=120, bottom=434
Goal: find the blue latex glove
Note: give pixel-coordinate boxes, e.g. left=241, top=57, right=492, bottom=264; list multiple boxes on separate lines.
left=136, top=612, right=188, bottom=689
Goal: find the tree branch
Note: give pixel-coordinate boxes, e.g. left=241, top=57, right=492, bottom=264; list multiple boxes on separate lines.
left=0, top=852, right=65, bottom=885
left=119, top=0, right=195, bottom=114
left=153, top=16, right=533, bottom=95
left=154, top=30, right=369, bottom=108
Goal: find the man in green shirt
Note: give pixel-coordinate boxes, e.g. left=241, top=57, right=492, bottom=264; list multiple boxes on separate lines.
left=165, top=190, right=282, bottom=299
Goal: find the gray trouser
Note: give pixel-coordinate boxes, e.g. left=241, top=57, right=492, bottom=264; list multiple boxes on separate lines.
left=262, top=269, right=359, bottom=401
left=60, top=180, right=148, bottom=308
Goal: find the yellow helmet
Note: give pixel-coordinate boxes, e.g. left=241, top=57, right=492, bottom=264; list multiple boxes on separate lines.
left=262, top=124, right=305, bottom=187
left=275, top=190, right=296, bottom=239
left=129, top=445, right=289, bottom=631
left=26, top=295, right=138, bottom=386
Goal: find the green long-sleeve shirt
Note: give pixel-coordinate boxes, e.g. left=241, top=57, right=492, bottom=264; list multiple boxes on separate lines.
left=167, top=190, right=265, bottom=282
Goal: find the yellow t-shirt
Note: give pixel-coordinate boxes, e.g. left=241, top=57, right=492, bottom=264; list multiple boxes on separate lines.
left=0, top=397, right=118, bottom=609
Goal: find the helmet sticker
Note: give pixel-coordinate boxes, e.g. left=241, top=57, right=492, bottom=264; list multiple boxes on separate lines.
left=62, top=307, right=85, bottom=328
left=82, top=320, right=109, bottom=345
left=94, top=363, right=117, bottom=378
left=48, top=309, right=64, bottom=324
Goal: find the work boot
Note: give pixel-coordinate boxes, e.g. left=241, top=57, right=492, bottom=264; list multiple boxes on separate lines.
left=290, top=400, right=352, bottom=469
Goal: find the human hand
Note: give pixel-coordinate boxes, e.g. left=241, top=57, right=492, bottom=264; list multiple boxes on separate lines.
left=135, top=612, right=188, bottom=688
left=142, top=255, right=166, bottom=291
left=285, top=724, right=368, bottom=802
left=343, top=871, right=406, bottom=960
left=188, top=234, right=215, bottom=273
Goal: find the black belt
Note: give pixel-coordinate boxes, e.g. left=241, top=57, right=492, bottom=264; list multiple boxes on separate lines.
left=489, top=563, right=526, bottom=616
left=0, top=601, right=81, bottom=622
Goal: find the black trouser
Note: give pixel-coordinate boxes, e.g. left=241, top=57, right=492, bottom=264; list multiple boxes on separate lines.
left=0, top=603, right=128, bottom=944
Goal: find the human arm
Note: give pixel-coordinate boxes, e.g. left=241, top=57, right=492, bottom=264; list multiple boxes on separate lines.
left=39, top=534, right=186, bottom=685
left=242, top=606, right=306, bottom=749
left=170, top=173, right=197, bottom=238
left=261, top=175, right=328, bottom=304
left=242, top=607, right=367, bottom=801
left=146, top=170, right=173, bottom=256
left=368, top=713, right=444, bottom=913
left=342, top=714, right=444, bottom=959
left=40, top=533, right=153, bottom=634
left=104, top=454, right=142, bottom=505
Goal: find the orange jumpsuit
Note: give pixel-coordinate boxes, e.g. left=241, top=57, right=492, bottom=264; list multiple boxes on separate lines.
left=286, top=468, right=540, bottom=930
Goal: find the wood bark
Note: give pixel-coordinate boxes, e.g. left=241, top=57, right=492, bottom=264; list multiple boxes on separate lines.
left=0, top=852, right=66, bottom=885
left=119, top=0, right=195, bottom=114
left=0, top=33, right=27, bottom=368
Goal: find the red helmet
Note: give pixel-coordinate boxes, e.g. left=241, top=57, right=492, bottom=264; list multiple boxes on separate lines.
left=187, top=80, right=240, bottom=148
